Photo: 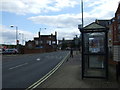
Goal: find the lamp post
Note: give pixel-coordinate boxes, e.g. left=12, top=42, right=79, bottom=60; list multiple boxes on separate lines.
left=39, top=28, right=46, bottom=32
left=10, top=25, right=18, bottom=45
left=78, top=0, right=84, bottom=51
left=19, top=33, right=24, bottom=45
left=22, top=33, right=24, bottom=45
left=78, top=0, right=84, bottom=47
left=81, top=0, right=84, bottom=28
left=78, top=0, right=84, bottom=79
left=78, top=0, right=84, bottom=30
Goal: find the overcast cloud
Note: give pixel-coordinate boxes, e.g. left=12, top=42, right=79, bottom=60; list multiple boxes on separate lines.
left=0, top=0, right=78, bottom=15
left=28, top=14, right=81, bottom=28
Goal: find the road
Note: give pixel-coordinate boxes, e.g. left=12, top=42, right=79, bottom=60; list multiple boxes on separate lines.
left=2, top=51, right=69, bottom=88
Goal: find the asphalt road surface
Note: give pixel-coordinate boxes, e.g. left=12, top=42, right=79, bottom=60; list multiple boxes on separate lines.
left=2, top=51, right=69, bottom=88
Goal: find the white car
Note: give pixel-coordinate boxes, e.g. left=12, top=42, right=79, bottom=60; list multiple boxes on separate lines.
left=3, top=49, right=18, bottom=54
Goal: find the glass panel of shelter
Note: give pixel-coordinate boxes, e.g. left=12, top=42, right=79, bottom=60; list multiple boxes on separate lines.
left=83, top=32, right=106, bottom=77
left=84, top=32, right=105, bottom=54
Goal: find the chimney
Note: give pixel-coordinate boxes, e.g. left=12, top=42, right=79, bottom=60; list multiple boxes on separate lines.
left=95, top=19, right=98, bottom=24
left=38, top=31, right=40, bottom=38
left=55, top=31, right=57, bottom=36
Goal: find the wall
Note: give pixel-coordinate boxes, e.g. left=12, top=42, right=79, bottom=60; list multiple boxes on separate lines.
left=113, top=4, right=120, bottom=63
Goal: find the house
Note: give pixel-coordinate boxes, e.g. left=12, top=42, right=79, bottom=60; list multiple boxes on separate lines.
left=95, top=3, right=120, bottom=64
left=24, top=31, right=57, bottom=54
left=112, top=3, right=120, bottom=62
left=34, top=31, right=57, bottom=49
left=110, top=2, right=120, bottom=80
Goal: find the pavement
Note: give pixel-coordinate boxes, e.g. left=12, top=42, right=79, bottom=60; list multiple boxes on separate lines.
left=37, top=51, right=120, bottom=88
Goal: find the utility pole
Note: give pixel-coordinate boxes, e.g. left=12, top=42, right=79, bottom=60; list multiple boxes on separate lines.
left=81, top=0, right=84, bottom=28
left=10, top=25, right=18, bottom=45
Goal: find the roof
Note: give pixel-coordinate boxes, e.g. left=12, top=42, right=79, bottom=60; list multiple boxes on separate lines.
left=34, top=35, right=56, bottom=40
left=96, top=19, right=111, bottom=21
left=95, top=19, right=111, bottom=27
left=84, top=22, right=106, bottom=29
left=116, top=2, right=120, bottom=14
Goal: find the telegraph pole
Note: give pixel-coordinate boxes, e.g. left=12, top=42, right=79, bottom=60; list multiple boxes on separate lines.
left=10, top=25, right=18, bottom=45
left=81, top=0, right=84, bottom=28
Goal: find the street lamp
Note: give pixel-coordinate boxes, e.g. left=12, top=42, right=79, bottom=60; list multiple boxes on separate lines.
left=39, top=28, right=46, bottom=32
left=19, top=33, right=24, bottom=45
left=78, top=0, right=84, bottom=51
left=10, top=25, right=18, bottom=45
left=81, top=0, right=84, bottom=28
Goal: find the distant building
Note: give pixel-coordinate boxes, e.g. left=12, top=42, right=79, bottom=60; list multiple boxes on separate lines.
left=58, top=36, right=80, bottom=50
left=58, top=39, right=73, bottom=50
left=25, top=31, right=57, bottom=54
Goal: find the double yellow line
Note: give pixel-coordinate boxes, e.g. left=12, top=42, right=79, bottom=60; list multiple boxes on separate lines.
left=26, top=52, right=70, bottom=90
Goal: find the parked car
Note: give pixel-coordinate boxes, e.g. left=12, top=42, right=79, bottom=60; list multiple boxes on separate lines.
left=3, top=49, right=18, bottom=54
left=0, top=48, right=2, bottom=54
left=66, top=47, right=71, bottom=50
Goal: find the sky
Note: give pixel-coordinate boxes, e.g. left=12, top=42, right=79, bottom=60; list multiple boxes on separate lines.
left=0, top=0, right=120, bottom=45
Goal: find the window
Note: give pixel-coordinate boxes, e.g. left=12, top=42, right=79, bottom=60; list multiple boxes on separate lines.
left=118, top=24, right=120, bottom=33
left=52, top=41, right=56, bottom=44
left=47, top=41, right=49, bottom=44
left=112, top=18, right=115, bottom=22
left=47, top=40, right=52, bottom=45
left=118, top=35, right=120, bottom=41
left=35, top=41, right=38, bottom=45
left=117, top=15, right=120, bottom=23
left=40, top=41, right=43, bottom=44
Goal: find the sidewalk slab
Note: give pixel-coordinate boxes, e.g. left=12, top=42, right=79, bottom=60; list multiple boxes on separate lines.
left=37, top=53, right=120, bottom=88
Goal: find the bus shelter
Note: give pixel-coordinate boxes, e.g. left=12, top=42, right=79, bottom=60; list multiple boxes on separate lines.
left=79, top=22, right=109, bottom=79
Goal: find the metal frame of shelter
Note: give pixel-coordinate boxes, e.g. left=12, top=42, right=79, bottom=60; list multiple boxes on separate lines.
left=79, top=22, right=109, bottom=79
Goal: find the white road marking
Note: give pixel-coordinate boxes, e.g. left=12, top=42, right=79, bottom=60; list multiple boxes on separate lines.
left=9, top=63, right=28, bottom=70
left=5, top=55, right=17, bottom=56
left=36, top=58, right=40, bottom=61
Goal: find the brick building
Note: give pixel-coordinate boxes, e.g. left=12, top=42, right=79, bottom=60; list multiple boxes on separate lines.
left=96, top=3, right=120, bottom=63
left=95, top=5, right=120, bottom=63
left=112, top=3, right=120, bottom=62
left=24, top=31, right=57, bottom=54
